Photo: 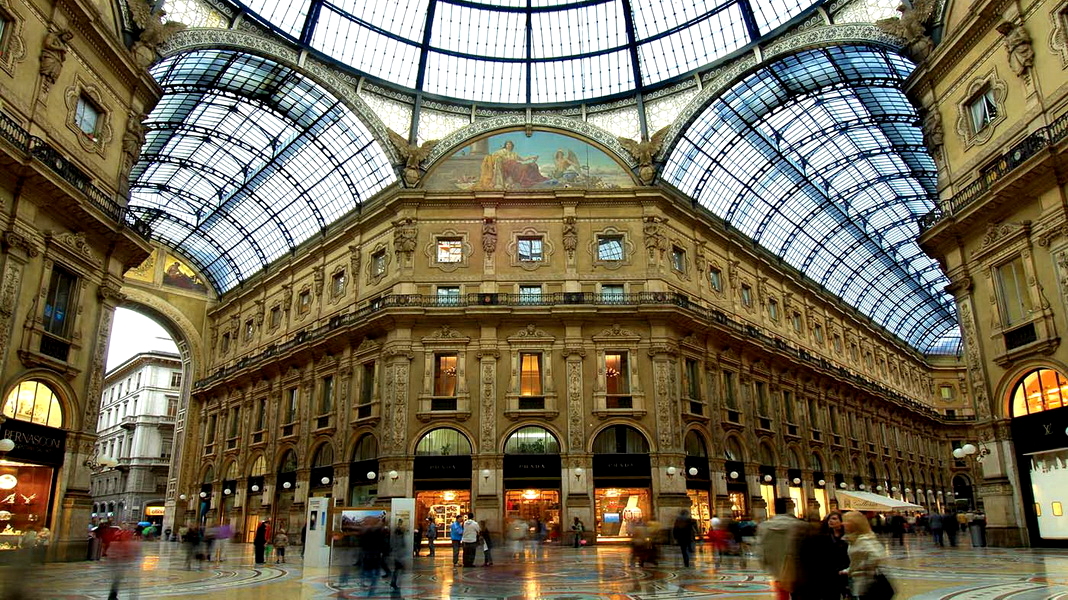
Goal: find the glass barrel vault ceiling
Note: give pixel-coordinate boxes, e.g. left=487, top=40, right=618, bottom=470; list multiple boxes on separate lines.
left=127, top=50, right=396, bottom=292
left=231, top=0, right=819, bottom=104
left=663, top=46, right=959, bottom=355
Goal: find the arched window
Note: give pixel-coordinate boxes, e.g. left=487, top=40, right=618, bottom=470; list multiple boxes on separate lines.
left=415, top=428, right=473, bottom=456
left=831, top=455, right=843, bottom=473
left=312, top=443, right=335, bottom=467
left=759, top=443, right=776, bottom=466
left=592, top=425, right=649, bottom=454
left=352, top=434, right=378, bottom=462
left=787, top=448, right=801, bottom=469
left=504, top=426, right=559, bottom=454
left=223, top=461, right=238, bottom=480
left=1011, top=368, right=1068, bottom=416
left=278, top=450, right=297, bottom=473
left=684, top=431, right=708, bottom=457
left=249, top=456, right=267, bottom=477
left=202, top=465, right=214, bottom=483
left=811, top=453, right=824, bottom=472
left=725, top=437, right=745, bottom=462
left=3, top=380, right=63, bottom=427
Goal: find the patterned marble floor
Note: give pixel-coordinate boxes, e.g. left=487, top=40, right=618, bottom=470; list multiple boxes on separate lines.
left=3, top=535, right=1068, bottom=599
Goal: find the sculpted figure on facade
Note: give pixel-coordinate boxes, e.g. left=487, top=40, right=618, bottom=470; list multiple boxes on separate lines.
left=127, top=0, right=187, bottom=68
left=562, top=216, right=578, bottom=256
left=922, top=108, right=944, bottom=158
left=643, top=216, right=667, bottom=261
left=392, top=218, right=417, bottom=256
left=386, top=128, right=440, bottom=187
left=39, top=28, right=73, bottom=95
left=617, top=126, right=669, bottom=185
left=482, top=218, right=497, bottom=254
left=995, top=21, right=1035, bottom=77
left=875, top=0, right=935, bottom=61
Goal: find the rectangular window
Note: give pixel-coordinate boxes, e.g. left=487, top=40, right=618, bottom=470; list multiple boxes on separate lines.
left=756, top=381, right=769, bottom=416
left=597, top=236, right=624, bottom=261
left=270, top=306, right=281, bottom=328
left=245, top=319, right=254, bottom=341
left=517, top=237, right=543, bottom=262
left=997, top=257, right=1032, bottom=326
left=809, top=398, right=821, bottom=430
left=791, top=312, right=803, bottom=333
left=360, top=363, right=375, bottom=405
left=671, top=247, right=685, bottom=272
left=684, top=358, right=699, bottom=400
left=221, top=332, right=231, bottom=353
left=255, top=398, right=266, bottom=431
left=723, top=371, right=737, bottom=410
left=228, top=407, right=240, bottom=438
left=170, top=372, right=182, bottom=388
left=605, top=352, right=630, bottom=407
left=332, top=271, right=346, bottom=297
left=167, top=397, right=177, bottom=417
left=519, top=285, right=541, bottom=304
left=437, top=286, right=461, bottom=306
left=75, top=95, right=102, bottom=138
left=601, top=284, right=625, bottom=303
left=43, top=266, right=76, bottom=338
left=434, top=354, right=458, bottom=397
left=437, top=238, right=463, bottom=263
left=829, top=405, right=839, bottom=434
left=709, top=267, right=722, bottom=291
left=940, top=385, right=954, bottom=401
left=320, top=375, right=334, bottom=414
left=298, top=290, right=311, bottom=314
left=833, top=334, right=842, bottom=353
left=768, top=299, right=779, bottom=321
left=784, top=390, right=795, bottom=423
left=741, top=284, right=752, bottom=307
left=206, top=414, right=216, bottom=443
left=285, top=388, right=298, bottom=423
left=519, top=353, right=543, bottom=396
left=813, top=324, right=824, bottom=343
left=372, top=250, right=387, bottom=276
left=969, top=88, right=998, bottom=133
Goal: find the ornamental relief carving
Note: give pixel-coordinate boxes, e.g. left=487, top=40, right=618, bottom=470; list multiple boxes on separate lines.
left=424, top=229, right=471, bottom=273
left=566, top=357, right=584, bottom=452
left=507, top=227, right=555, bottom=271
left=0, top=0, right=26, bottom=77
left=480, top=361, right=496, bottom=450
left=64, top=78, right=113, bottom=156
left=1049, top=1, right=1068, bottom=68
left=587, top=226, right=634, bottom=270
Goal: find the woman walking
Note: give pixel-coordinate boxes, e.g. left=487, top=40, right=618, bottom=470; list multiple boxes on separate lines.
left=841, top=511, right=892, bottom=600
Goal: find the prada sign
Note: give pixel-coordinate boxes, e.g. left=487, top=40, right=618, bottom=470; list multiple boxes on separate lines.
left=414, top=455, right=472, bottom=480
left=503, top=454, right=561, bottom=479
left=592, top=454, right=650, bottom=477
left=0, top=418, right=66, bottom=466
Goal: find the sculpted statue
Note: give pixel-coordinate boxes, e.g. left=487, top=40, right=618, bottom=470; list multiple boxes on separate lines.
left=392, top=218, right=417, bottom=255
left=482, top=218, right=497, bottom=254
left=876, top=0, right=936, bottom=61
left=127, top=0, right=187, bottom=68
left=617, top=126, right=670, bottom=185
left=921, top=108, right=944, bottom=155
left=995, top=22, right=1035, bottom=77
left=39, top=29, right=73, bottom=92
left=386, top=128, right=440, bottom=187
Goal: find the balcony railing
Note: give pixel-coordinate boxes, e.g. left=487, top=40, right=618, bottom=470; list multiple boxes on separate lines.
left=0, top=112, right=151, bottom=238
left=195, top=291, right=957, bottom=422
left=920, top=109, right=1068, bottom=231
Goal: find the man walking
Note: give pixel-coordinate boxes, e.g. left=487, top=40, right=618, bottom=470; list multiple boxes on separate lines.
left=757, top=499, right=803, bottom=600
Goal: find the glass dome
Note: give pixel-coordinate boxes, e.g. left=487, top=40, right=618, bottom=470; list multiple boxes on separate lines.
left=232, top=0, right=824, bottom=104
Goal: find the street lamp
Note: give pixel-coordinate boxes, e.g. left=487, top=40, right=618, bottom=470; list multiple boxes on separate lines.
left=952, top=442, right=990, bottom=462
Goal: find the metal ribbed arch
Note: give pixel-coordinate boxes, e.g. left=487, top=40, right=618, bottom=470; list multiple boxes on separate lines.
left=128, top=49, right=396, bottom=294
left=663, top=44, right=959, bottom=354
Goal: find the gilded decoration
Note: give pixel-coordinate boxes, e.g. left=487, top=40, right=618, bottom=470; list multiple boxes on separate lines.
left=423, top=130, right=634, bottom=191
left=125, top=248, right=157, bottom=283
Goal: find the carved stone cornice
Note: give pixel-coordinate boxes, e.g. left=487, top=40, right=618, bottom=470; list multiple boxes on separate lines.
left=2, top=230, right=40, bottom=258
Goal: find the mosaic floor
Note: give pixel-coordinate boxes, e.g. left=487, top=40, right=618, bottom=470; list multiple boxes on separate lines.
left=3, top=535, right=1068, bottom=599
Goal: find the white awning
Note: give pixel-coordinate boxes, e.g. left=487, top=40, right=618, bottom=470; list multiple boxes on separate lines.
left=834, top=490, right=925, bottom=512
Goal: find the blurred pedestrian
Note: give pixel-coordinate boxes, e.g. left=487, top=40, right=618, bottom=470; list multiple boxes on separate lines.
left=450, top=514, right=464, bottom=566
left=253, top=519, right=270, bottom=565
left=425, top=517, right=438, bottom=556
left=672, top=509, right=698, bottom=568
left=274, top=528, right=289, bottom=563
left=841, top=511, right=892, bottom=600
left=757, top=498, right=804, bottom=600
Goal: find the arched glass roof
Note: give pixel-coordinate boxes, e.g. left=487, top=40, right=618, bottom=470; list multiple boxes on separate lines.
left=128, top=50, right=396, bottom=293
left=231, top=0, right=822, bottom=104
left=663, top=45, right=960, bottom=354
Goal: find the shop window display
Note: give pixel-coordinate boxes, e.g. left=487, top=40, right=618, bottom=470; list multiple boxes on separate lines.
left=595, top=487, right=650, bottom=538
left=416, top=490, right=470, bottom=539
left=686, top=489, right=712, bottom=533
left=505, top=489, right=560, bottom=539
left=0, top=461, right=53, bottom=551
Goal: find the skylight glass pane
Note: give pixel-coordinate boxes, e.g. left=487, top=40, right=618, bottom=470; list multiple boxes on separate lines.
left=330, top=0, right=427, bottom=39
left=530, top=2, right=627, bottom=58
left=637, top=6, right=749, bottom=85
left=751, top=0, right=810, bottom=34
left=312, top=7, right=421, bottom=87
left=424, top=52, right=524, bottom=103
left=236, top=1, right=309, bottom=38
left=431, top=2, right=526, bottom=58
left=530, top=50, right=633, bottom=102
left=632, top=0, right=735, bottom=39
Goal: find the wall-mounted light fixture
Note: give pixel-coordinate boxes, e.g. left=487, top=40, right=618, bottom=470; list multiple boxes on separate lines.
left=574, top=467, right=584, bottom=481
left=223, top=488, right=232, bottom=495
left=179, top=494, right=187, bottom=500
left=817, top=479, right=826, bottom=487
left=858, top=484, right=866, bottom=490
left=481, top=469, right=491, bottom=482
left=0, top=439, right=14, bottom=453
left=688, top=467, right=698, bottom=476
left=952, top=443, right=990, bottom=463
left=251, top=485, right=260, bottom=493
left=666, top=466, right=677, bottom=477
left=729, top=471, right=739, bottom=480
left=321, top=476, right=331, bottom=485
left=199, top=491, right=207, bottom=498
left=792, top=477, right=801, bottom=485
left=389, top=470, right=399, bottom=481
left=839, top=482, right=847, bottom=489
left=763, top=474, right=773, bottom=483
left=367, top=471, right=376, bottom=481
left=283, top=481, right=292, bottom=489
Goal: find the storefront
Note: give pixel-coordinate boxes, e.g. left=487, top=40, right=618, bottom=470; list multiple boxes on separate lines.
left=274, top=451, right=297, bottom=534
left=759, top=466, right=777, bottom=515
left=349, top=434, right=379, bottom=506
left=592, top=453, right=652, bottom=538
left=813, top=472, right=828, bottom=520
left=684, top=456, right=711, bottom=533
left=725, top=461, right=748, bottom=518
left=143, top=504, right=166, bottom=527
left=1011, top=367, right=1068, bottom=546
left=787, top=468, right=804, bottom=518
left=244, top=455, right=267, bottom=543
left=0, top=417, right=64, bottom=552
left=502, top=426, right=562, bottom=539
left=413, top=428, right=473, bottom=536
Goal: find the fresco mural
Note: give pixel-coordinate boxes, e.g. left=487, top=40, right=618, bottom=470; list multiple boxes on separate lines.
left=422, top=130, right=634, bottom=191
left=162, top=254, right=208, bottom=293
